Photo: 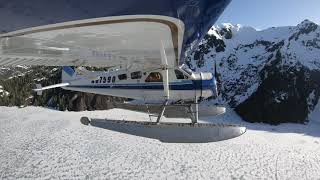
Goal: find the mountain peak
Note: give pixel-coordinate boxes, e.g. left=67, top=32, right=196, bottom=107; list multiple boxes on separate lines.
left=191, top=20, right=320, bottom=124
left=299, top=19, right=317, bottom=25
left=296, top=19, right=318, bottom=32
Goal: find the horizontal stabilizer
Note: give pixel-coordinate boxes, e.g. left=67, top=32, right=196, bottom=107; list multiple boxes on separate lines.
left=33, top=83, right=69, bottom=95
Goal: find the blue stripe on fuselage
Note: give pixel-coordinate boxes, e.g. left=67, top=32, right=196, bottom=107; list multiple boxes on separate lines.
left=68, top=80, right=213, bottom=90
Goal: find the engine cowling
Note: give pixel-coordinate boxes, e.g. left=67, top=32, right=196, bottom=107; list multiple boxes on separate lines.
left=192, top=72, right=218, bottom=100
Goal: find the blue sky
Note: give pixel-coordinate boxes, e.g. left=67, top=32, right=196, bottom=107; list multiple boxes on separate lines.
left=216, top=0, right=320, bottom=30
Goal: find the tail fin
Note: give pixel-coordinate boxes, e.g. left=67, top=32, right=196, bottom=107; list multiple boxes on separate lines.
left=62, top=66, right=75, bottom=82
left=62, top=66, right=100, bottom=82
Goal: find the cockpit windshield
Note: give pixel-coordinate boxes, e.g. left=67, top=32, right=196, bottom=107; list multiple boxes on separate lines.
left=179, top=64, right=194, bottom=76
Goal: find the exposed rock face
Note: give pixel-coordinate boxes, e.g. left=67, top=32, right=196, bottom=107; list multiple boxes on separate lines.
left=190, top=20, right=320, bottom=124
left=236, top=57, right=320, bottom=124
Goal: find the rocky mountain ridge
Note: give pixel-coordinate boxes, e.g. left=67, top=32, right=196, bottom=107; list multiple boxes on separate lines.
left=190, top=19, right=320, bottom=124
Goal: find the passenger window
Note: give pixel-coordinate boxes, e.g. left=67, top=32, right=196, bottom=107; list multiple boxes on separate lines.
left=131, top=71, right=142, bottom=79
left=107, top=77, right=111, bottom=83
left=103, top=77, right=106, bottom=83
left=112, top=76, right=116, bottom=83
left=91, top=80, right=95, bottom=84
left=145, top=72, right=163, bottom=82
left=118, top=74, right=127, bottom=80
left=175, top=70, right=185, bottom=79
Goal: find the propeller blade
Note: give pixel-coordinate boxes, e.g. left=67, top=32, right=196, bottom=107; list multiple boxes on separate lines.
left=214, top=59, right=218, bottom=79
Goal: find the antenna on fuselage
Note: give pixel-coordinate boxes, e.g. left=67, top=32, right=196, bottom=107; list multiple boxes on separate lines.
left=214, top=59, right=220, bottom=96
left=214, top=59, right=218, bottom=83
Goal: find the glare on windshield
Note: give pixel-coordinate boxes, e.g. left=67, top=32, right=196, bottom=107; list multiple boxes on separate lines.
left=179, top=64, right=193, bottom=76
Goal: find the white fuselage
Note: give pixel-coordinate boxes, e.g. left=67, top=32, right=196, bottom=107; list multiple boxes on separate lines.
left=62, top=68, right=214, bottom=102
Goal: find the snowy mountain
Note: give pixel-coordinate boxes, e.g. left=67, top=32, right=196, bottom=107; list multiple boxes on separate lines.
left=190, top=19, right=320, bottom=124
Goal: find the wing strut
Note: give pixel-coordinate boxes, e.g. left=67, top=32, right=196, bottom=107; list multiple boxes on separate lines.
left=156, top=41, right=172, bottom=124
left=160, top=41, right=170, bottom=100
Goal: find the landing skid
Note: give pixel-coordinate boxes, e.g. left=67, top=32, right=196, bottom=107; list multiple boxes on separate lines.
left=80, top=99, right=246, bottom=143
left=147, top=100, right=200, bottom=124
left=80, top=117, right=246, bottom=143
left=118, top=103, right=226, bottom=118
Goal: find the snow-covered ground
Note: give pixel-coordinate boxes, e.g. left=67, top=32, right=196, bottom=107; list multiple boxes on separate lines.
left=0, top=106, right=319, bottom=179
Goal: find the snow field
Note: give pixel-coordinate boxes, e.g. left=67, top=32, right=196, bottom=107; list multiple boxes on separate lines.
left=0, top=106, right=319, bottom=179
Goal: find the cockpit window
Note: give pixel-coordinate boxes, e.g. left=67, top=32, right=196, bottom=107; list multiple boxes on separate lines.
left=175, top=69, right=185, bottom=79
left=145, top=72, right=163, bottom=82
left=131, top=71, right=142, bottom=79
left=118, top=74, right=127, bottom=80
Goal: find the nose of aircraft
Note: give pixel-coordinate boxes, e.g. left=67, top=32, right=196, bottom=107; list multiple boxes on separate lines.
left=193, top=72, right=219, bottom=99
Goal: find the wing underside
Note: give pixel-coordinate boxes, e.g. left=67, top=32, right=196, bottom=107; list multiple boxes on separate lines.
left=0, top=15, right=184, bottom=69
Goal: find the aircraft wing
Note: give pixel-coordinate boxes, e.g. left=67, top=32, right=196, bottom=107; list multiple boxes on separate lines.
left=0, top=15, right=184, bottom=69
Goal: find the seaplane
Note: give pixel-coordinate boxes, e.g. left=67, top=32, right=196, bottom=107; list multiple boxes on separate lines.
left=0, top=0, right=246, bottom=142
